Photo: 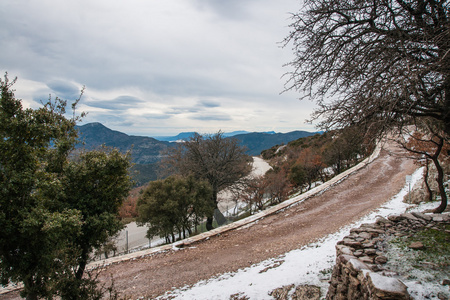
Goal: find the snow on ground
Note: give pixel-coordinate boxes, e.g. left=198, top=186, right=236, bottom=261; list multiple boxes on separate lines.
left=251, top=157, right=272, bottom=176
left=158, top=167, right=441, bottom=300
left=218, top=157, right=272, bottom=216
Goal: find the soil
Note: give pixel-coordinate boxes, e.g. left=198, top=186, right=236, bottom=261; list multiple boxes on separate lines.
left=1, top=143, right=418, bottom=299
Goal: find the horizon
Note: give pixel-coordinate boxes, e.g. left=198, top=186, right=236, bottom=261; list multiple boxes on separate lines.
left=77, top=121, right=318, bottom=139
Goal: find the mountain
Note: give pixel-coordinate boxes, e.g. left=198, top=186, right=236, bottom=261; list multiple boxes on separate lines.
left=75, top=123, right=317, bottom=185
left=75, top=123, right=173, bottom=164
left=232, top=131, right=317, bottom=156
left=154, top=132, right=198, bottom=142
left=154, top=130, right=277, bottom=142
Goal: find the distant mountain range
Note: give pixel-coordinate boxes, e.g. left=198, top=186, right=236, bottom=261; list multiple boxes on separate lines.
left=75, top=123, right=317, bottom=184
left=153, top=130, right=276, bottom=142
left=232, top=131, right=316, bottom=156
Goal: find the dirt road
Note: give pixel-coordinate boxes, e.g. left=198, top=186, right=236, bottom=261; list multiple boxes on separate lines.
left=1, top=144, right=417, bottom=299
left=95, top=144, right=416, bottom=299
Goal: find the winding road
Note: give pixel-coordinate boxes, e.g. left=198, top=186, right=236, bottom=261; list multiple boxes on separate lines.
left=96, top=142, right=416, bottom=299
left=1, top=141, right=417, bottom=299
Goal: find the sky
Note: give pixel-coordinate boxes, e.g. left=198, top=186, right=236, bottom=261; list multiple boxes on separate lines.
left=0, top=0, right=318, bottom=137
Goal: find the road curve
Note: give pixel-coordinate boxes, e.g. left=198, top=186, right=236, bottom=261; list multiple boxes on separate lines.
left=95, top=142, right=416, bottom=299
left=1, top=142, right=417, bottom=299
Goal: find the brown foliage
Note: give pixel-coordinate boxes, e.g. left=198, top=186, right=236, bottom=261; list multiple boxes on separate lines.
left=118, top=186, right=145, bottom=219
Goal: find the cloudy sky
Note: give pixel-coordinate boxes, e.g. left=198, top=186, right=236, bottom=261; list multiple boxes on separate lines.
left=0, top=0, right=317, bottom=136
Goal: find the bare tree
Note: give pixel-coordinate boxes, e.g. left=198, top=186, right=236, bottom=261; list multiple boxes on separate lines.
left=162, top=132, right=252, bottom=230
left=242, top=175, right=267, bottom=212
left=397, top=121, right=449, bottom=213
left=284, top=0, right=450, bottom=137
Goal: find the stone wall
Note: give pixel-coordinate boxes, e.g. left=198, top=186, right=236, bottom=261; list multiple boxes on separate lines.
left=326, top=212, right=450, bottom=300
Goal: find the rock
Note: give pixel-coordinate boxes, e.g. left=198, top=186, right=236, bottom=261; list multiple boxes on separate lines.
left=358, top=232, right=372, bottom=240
left=388, top=215, right=404, bottom=222
left=359, top=256, right=373, bottom=264
left=408, top=241, right=425, bottom=250
left=362, top=241, right=376, bottom=248
left=433, top=215, right=445, bottom=222
left=269, top=284, right=294, bottom=300
left=411, top=211, right=432, bottom=221
left=437, top=292, right=448, bottom=300
left=338, top=254, right=357, bottom=264
left=336, top=245, right=354, bottom=255
left=347, top=258, right=372, bottom=273
left=292, top=285, right=321, bottom=300
left=374, top=256, right=388, bottom=264
left=342, top=239, right=363, bottom=249
left=375, top=216, right=391, bottom=225
left=364, top=248, right=377, bottom=256
left=327, top=212, right=449, bottom=300
left=366, top=272, right=410, bottom=300
left=401, top=213, right=420, bottom=221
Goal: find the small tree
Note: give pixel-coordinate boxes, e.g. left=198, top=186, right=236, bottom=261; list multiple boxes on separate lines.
left=292, top=148, right=325, bottom=190
left=398, top=122, right=449, bottom=213
left=288, top=163, right=308, bottom=191
left=137, top=176, right=213, bottom=242
left=162, top=132, right=252, bottom=230
left=0, top=74, right=83, bottom=299
left=323, top=127, right=366, bottom=176
left=241, top=176, right=267, bottom=212
left=265, top=169, right=291, bottom=205
left=60, top=147, right=132, bottom=283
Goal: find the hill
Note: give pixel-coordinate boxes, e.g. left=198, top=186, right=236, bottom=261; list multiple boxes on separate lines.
left=153, top=130, right=277, bottom=142
left=75, top=123, right=317, bottom=185
left=76, top=123, right=317, bottom=158
left=75, top=123, right=173, bottom=165
left=232, top=131, right=317, bottom=156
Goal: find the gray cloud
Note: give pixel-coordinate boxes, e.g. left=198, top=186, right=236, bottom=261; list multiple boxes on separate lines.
left=47, top=80, right=81, bottom=99
left=198, top=100, right=220, bottom=108
left=193, top=0, right=257, bottom=20
left=190, top=113, right=232, bottom=121
left=85, top=96, right=145, bottom=110
left=143, top=114, right=172, bottom=120
left=0, top=0, right=317, bottom=136
left=167, top=106, right=202, bottom=115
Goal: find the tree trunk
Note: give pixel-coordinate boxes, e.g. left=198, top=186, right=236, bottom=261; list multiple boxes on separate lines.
left=26, top=292, right=38, bottom=300
left=432, top=157, right=447, bottom=213
left=431, top=137, right=447, bottom=213
left=206, top=216, right=214, bottom=231
left=423, top=158, right=433, bottom=202
left=76, top=249, right=89, bottom=280
left=23, top=277, right=38, bottom=300
left=206, top=190, right=219, bottom=231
